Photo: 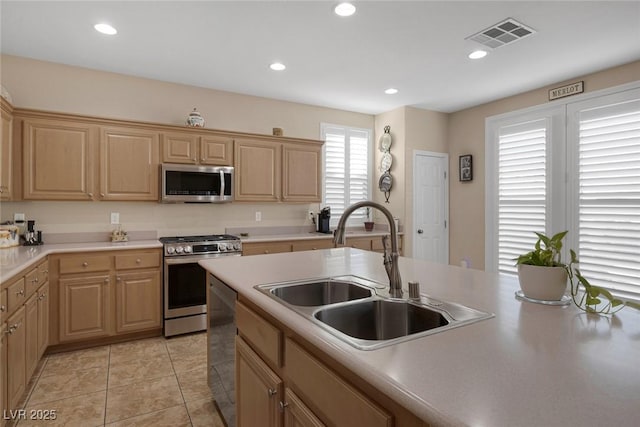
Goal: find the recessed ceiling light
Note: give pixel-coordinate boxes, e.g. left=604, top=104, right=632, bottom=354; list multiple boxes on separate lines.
left=334, top=2, right=356, bottom=17
left=94, top=23, right=117, bottom=35
left=468, top=50, right=488, bottom=59
left=384, top=88, right=398, bottom=95
left=270, top=62, right=286, bottom=71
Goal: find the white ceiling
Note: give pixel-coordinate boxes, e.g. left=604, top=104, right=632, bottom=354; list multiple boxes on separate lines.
left=1, top=1, right=639, bottom=114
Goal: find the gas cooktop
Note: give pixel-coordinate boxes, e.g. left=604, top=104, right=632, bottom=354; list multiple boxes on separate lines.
left=159, top=234, right=240, bottom=244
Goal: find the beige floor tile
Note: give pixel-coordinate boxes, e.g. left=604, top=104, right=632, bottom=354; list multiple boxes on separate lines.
left=109, top=338, right=168, bottom=365
left=176, top=367, right=213, bottom=403
left=28, top=367, right=108, bottom=405
left=41, top=346, right=110, bottom=377
left=170, top=351, right=208, bottom=374
left=18, top=390, right=106, bottom=427
left=105, top=404, right=191, bottom=427
left=108, top=353, right=174, bottom=388
left=105, top=375, right=184, bottom=424
left=166, top=333, right=207, bottom=357
left=186, top=398, right=225, bottom=427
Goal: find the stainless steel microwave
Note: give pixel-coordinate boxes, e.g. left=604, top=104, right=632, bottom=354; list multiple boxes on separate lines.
left=161, top=164, right=234, bottom=203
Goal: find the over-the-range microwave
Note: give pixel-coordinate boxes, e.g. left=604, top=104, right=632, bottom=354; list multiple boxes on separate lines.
left=160, top=164, right=234, bottom=203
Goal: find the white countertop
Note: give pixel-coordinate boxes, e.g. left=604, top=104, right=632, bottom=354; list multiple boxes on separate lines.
left=0, top=240, right=162, bottom=284
left=239, top=230, right=401, bottom=243
left=199, top=248, right=640, bottom=427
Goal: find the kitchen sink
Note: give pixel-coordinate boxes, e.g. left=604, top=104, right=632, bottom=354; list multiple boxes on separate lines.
left=255, top=275, right=493, bottom=350
left=314, top=299, right=449, bottom=341
left=269, top=279, right=372, bottom=306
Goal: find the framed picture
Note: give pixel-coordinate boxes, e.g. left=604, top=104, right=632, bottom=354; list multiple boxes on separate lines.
left=459, top=154, right=472, bottom=182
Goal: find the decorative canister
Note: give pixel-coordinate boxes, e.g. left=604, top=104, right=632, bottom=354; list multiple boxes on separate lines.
left=0, top=225, right=20, bottom=248
left=186, top=108, right=205, bottom=127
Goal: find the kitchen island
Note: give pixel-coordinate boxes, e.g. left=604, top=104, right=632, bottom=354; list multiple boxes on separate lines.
left=199, top=247, right=640, bottom=427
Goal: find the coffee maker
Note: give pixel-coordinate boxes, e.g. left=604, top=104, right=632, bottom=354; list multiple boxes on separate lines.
left=23, top=220, right=43, bottom=246
left=317, top=207, right=331, bottom=234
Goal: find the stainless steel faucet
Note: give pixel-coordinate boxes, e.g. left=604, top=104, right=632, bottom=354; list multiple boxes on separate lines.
left=333, top=201, right=403, bottom=298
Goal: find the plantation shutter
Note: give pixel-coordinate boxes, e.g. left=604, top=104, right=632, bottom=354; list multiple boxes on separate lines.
left=496, top=119, right=548, bottom=274
left=321, top=124, right=371, bottom=226
left=571, top=91, right=640, bottom=299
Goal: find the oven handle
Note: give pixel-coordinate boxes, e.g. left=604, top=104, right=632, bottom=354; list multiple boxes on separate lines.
left=164, top=253, right=241, bottom=265
left=220, top=170, right=225, bottom=197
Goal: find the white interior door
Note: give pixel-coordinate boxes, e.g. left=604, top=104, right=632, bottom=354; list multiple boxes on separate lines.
left=413, top=151, right=449, bottom=263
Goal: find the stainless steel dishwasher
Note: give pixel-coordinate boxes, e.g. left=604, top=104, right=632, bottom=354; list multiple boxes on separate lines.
left=208, top=274, right=237, bottom=427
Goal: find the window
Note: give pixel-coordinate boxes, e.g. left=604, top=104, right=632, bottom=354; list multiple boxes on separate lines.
left=320, top=123, right=372, bottom=226
left=486, top=84, right=640, bottom=300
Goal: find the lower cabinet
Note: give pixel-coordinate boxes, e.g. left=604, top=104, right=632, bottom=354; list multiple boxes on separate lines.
left=242, top=235, right=403, bottom=256
left=24, top=293, right=39, bottom=380
left=115, top=270, right=161, bottom=333
left=235, top=301, right=392, bottom=427
left=1, top=323, right=6, bottom=427
left=59, top=274, right=111, bottom=342
left=37, top=282, right=49, bottom=360
left=6, top=306, right=26, bottom=411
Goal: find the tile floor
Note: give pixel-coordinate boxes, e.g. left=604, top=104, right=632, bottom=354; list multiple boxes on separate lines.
left=11, top=332, right=225, bottom=427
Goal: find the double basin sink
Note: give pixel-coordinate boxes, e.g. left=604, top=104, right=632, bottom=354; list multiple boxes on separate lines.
left=256, top=275, right=493, bottom=350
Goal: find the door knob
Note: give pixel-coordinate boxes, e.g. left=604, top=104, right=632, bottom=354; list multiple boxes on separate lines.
left=417, top=229, right=424, bottom=234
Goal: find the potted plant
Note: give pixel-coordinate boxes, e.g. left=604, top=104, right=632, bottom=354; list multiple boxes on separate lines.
left=516, top=231, right=640, bottom=314
left=515, top=231, right=569, bottom=301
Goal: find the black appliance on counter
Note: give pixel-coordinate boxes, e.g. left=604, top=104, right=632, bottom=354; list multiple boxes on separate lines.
left=160, top=234, right=241, bottom=337
left=317, top=206, right=331, bottom=233
left=23, top=220, right=43, bottom=246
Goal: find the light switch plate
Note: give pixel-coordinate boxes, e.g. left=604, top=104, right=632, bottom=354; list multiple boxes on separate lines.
left=14, top=213, right=25, bottom=222
left=255, top=211, right=262, bottom=222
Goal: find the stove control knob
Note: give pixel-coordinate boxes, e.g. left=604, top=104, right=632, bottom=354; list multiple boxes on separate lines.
left=167, top=247, right=176, bottom=255
left=175, top=246, right=184, bottom=254
left=233, top=243, right=241, bottom=251
left=184, top=246, right=193, bottom=253
left=218, top=243, right=227, bottom=251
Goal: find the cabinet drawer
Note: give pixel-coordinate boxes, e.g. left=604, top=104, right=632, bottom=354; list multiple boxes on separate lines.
left=344, top=237, right=373, bottom=251
left=291, top=239, right=334, bottom=252
left=25, top=267, right=40, bottom=297
left=115, top=252, right=160, bottom=270
left=1, top=287, right=7, bottom=320
left=59, top=255, right=112, bottom=274
left=7, top=277, right=26, bottom=313
left=371, top=236, right=402, bottom=251
left=237, top=302, right=282, bottom=367
left=286, top=338, right=392, bottom=427
left=242, top=242, right=292, bottom=256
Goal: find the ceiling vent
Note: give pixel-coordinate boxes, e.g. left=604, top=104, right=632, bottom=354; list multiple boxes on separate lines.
left=466, top=18, right=536, bottom=49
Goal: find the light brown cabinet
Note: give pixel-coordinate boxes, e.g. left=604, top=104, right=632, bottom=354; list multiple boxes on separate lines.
left=22, top=117, right=96, bottom=200
left=54, top=249, right=161, bottom=344
left=36, top=281, right=49, bottom=360
left=59, top=274, right=111, bottom=342
left=283, top=388, right=325, bottom=427
left=0, top=98, right=13, bottom=200
left=6, top=305, right=26, bottom=411
left=242, top=235, right=403, bottom=257
left=24, top=293, right=39, bottom=380
left=234, top=138, right=323, bottom=203
left=162, top=132, right=233, bottom=165
left=1, top=323, right=6, bottom=427
left=99, top=126, right=160, bottom=201
left=236, top=336, right=283, bottom=427
left=242, top=241, right=293, bottom=256
left=291, top=239, right=334, bottom=252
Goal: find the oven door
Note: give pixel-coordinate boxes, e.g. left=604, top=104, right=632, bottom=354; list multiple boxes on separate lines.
left=164, top=253, right=239, bottom=319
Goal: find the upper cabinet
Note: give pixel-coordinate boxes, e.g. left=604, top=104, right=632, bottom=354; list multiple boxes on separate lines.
left=235, top=138, right=323, bottom=203
left=22, top=117, right=96, bottom=201
left=1, top=98, right=14, bottom=200
left=100, top=126, right=160, bottom=201
left=162, top=132, right=233, bottom=166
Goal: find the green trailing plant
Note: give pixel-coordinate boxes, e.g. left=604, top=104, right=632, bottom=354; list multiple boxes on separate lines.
left=516, top=231, right=640, bottom=315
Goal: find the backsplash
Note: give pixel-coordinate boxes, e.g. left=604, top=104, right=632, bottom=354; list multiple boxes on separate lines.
left=1, top=201, right=319, bottom=238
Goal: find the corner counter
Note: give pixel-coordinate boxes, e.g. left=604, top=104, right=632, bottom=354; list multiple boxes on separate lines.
left=199, top=248, right=640, bottom=427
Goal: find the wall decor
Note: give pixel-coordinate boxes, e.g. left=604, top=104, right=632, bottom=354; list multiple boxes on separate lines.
left=379, top=125, right=393, bottom=202
left=459, top=154, right=473, bottom=182
left=186, top=107, right=205, bottom=127
left=548, top=81, right=584, bottom=101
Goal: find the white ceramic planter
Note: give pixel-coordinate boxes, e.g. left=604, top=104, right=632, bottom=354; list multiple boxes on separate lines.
left=517, top=264, right=568, bottom=301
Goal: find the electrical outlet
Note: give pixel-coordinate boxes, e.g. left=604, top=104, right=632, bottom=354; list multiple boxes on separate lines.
left=110, top=212, right=120, bottom=225
left=308, top=210, right=315, bottom=220
left=255, top=211, right=262, bottom=222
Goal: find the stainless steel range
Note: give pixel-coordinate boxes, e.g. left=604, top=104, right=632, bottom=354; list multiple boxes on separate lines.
left=160, top=234, right=241, bottom=337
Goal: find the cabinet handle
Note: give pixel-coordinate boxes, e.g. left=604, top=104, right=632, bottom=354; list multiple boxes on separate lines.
left=88, top=192, right=94, bottom=198
left=6, top=325, right=16, bottom=334
left=264, top=250, right=270, bottom=254
left=0, top=188, right=3, bottom=193
left=0, top=304, right=5, bottom=312
left=116, top=276, right=122, bottom=282
left=104, top=278, right=110, bottom=283
left=82, top=262, right=89, bottom=267
left=201, top=157, right=205, bottom=162
left=268, top=388, right=277, bottom=396
left=32, top=277, right=39, bottom=283
left=100, top=193, right=105, bottom=198
left=17, top=289, right=24, bottom=296
left=279, top=401, right=289, bottom=411
left=136, top=258, right=141, bottom=264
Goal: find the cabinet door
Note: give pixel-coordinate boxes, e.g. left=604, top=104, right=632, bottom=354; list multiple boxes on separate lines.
left=23, top=118, right=95, bottom=200
left=283, top=388, right=326, bottom=427
left=282, top=144, right=322, bottom=202
left=100, top=127, right=160, bottom=201
left=162, top=132, right=198, bottom=164
left=234, top=139, right=280, bottom=202
left=115, top=270, right=161, bottom=333
left=1, top=323, right=6, bottom=427
left=6, top=306, right=25, bottom=411
left=200, top=135, right=233, bottom=165
left=37, top=282, right=49, bottom=360
left=59, top=274, right=111, bottom=342
left=25, top=293, right=39, bottom=380
left=0, top=102, right=13, bottom=200
left=236, top=336, right=283, bottom=427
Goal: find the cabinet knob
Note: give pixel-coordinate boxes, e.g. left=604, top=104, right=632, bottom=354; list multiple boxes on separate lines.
left=100, top=193, right=105, bottom=198
left=0, top=188, right=3, bottom=193
left=116, top=276, right=122, bottom=282
left=104, top=278, right=110, bottom=283
left=88, top=192, right=94, bottom=198
left=136, top=258, right=141, bottom=264
left=17, top=289, right=24, bottom=296
left=6, top=326, right=16, bottom=334
left=268, top=388, right=277, bottom=396
left=32, top=277, right=39, bottom=283
left=82, top=262, right=89, bottom=267
left=264, top=250, right=269, bottom=254
left=279, top=401, right=289, bottom=411
left=0, top=304, right=5, bottom=312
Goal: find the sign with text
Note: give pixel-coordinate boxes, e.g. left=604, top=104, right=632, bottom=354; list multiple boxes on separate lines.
left=549, top=81, right=584, bottom=101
